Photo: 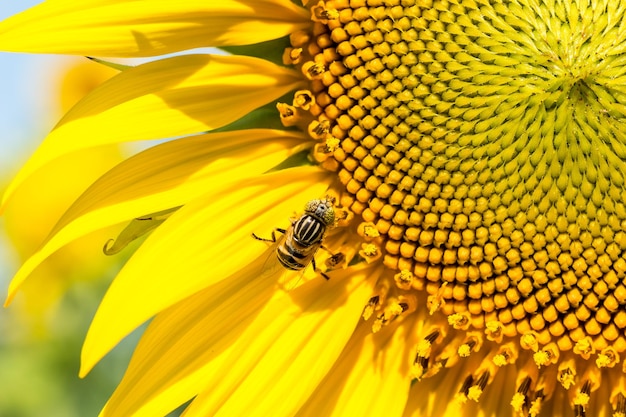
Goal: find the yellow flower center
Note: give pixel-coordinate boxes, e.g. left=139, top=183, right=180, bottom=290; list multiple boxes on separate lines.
left=282, top=0, right=626, bottom=414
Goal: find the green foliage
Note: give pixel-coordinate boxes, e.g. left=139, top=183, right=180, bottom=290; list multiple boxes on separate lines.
left=0, top=280, right=137, bottom=417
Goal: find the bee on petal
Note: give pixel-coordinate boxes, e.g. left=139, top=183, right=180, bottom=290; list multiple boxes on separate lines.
left=253, top=197, right=336, bottom=280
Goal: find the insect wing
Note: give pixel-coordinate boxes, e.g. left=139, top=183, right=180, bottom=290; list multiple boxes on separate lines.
left=255, top=233, right=301, bottom=290
left=257, top=239, right=284, bottom=279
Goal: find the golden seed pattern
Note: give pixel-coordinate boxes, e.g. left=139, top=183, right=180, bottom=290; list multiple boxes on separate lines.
left=303, top=0, right=626, bottom=358
left=283, top=0, right=626, bottom=414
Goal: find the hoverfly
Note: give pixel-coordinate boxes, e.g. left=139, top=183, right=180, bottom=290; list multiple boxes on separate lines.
left=253, top=197, right=336, bottom=280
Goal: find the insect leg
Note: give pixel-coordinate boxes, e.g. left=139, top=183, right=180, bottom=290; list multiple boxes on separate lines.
left=252, top=228, right=286, bottom=243
left=311, top=257, right=330, bottom=280
left=317, top=244, right=346, bottom=270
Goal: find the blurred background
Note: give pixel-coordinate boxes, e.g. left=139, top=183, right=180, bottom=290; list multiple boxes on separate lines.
left=0, top=2, right=145, bottom=416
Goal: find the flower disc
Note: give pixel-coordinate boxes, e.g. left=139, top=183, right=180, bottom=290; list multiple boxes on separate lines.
left=306, top=0, right=626, bottom=354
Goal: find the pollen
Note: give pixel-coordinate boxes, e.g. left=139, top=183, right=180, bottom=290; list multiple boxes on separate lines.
left=393, top=269, right=413, bottom=290
left=288, top=0, right=626, bottom=414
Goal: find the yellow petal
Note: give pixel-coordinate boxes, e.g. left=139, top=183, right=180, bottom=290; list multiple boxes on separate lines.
left=81, top=166, right=332, bottom=375
left=186, top=266, right=380, bottom=417
left=2, top=146, right=123, bottom=316
left=296, top=317, right=417, bottom=417
left=100, top=262, right=378, bottom=417
left=5, top=129, right=307, bottom=304
left=0, top=0, right=310, bottom=56
left=99, top=253, right=279, bottom=417
left=2, top=54, right=303, bottom=209
left=56, top=58, right=121, bottom=114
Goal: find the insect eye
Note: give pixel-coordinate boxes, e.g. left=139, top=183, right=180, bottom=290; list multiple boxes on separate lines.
left=321, top=207, right=335, bottom=225
left=304, top=198, right=335, bottom=225
left=304, top=199, right=319, bottom=214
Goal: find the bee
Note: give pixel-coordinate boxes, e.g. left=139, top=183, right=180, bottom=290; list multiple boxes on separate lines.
left=253, top=197, right=336, bottom=279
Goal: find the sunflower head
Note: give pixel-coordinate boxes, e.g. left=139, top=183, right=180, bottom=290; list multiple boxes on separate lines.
left=4, top=0, right=626, bottom=416
left=285, top=0, right=626, bottom=414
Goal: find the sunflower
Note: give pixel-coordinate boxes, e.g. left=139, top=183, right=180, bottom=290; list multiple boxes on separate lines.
left=2, top=0, right=626, bottom=416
